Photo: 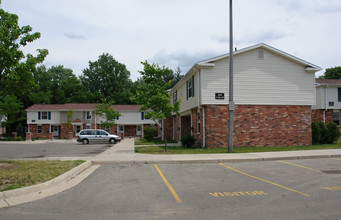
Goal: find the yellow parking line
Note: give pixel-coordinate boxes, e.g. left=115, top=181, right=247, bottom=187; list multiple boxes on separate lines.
left=154, top=164, right=182, bottom=203
left=277, top=160, right=321, bottom=172
left=219, top=163, right=310, bottom=197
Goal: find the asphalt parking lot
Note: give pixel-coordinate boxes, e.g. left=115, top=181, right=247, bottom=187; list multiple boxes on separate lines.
left=0, top=142, right=112, bottom=159
left=1, top=158, right=340, bottom=220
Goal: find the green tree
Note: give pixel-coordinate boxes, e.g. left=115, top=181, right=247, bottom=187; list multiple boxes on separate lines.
left=319, top=66, right=341, bottom=79
left=0, top=9, right=48, bottom=97
left=30, top=65, right=89, bottom=104
left=0, top=95, right=25, bottom=135
left=80, top=53, right=133, bottom=104
left=95, top=100, right=121, bottom=129
left=136, top=61, right=180, bottom=152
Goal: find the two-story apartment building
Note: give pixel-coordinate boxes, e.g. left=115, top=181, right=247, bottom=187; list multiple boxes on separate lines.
left=312, top=79, right=341, bottom=127
left=166, top=43, right=321, bottom=148
left=26, top=103, right=156, bottom=139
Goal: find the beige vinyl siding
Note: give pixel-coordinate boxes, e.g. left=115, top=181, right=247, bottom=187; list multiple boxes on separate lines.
left=113, top=111, right=155, bottom=125
left=174, top=72, right=199, bottom=113
left=27, top=111, right=61, bottom=124
left=320, top=86, right=341, bottom=109
left=312, top=87, right=323, bottom=109
left=202, top=49, right=315, bottom=105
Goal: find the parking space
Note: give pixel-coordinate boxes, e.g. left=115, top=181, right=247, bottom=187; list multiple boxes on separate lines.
left=1, top=158, right=341, bottom=219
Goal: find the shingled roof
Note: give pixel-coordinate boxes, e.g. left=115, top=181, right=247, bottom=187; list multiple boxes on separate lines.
left=26, top=103, right=142, bottom=111
left=315, top=79, right=341, bottom=86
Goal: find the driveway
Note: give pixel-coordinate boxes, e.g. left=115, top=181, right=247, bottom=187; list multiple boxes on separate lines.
left=0, top=141, right=112, bottom=159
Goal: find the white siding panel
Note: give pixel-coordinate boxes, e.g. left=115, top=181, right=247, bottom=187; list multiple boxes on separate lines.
left=202, top=49, right=315, bottom=105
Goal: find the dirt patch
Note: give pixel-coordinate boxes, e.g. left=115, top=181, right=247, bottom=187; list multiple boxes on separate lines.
left=0, top=162, right=18, bottom=170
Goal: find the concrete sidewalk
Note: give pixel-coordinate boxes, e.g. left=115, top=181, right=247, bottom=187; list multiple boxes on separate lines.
left=91, top=138, right=341, bottom=164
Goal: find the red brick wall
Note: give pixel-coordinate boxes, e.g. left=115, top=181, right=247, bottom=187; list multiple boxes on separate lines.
left=60, top=124, right=73, bottom=139
left=191, top=108, right=203, bottom=147
left=29, top=124, right=52, bottom=139
left=233, top=105, right=312, bottom=147
left=193, top=105, right=312, bottom=148
left=124, top=125, right=136, bottom=137
left=181, top=116, right=191, bottom=138
left=311, top=109, right=333, bottom=124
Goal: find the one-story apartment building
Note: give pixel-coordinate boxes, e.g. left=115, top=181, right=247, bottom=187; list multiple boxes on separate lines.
left=165, top=43, right=322, bottom=148
left=26, top=103, right=157, bottom=139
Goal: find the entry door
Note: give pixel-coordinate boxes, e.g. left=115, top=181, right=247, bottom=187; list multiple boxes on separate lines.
left=136, top=125, right=142, bottom=136
left=53, top=126, right=59, bottom=137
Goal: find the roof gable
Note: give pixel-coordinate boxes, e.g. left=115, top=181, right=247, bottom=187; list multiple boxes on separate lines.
left=26, top=103, right=143, bottom=111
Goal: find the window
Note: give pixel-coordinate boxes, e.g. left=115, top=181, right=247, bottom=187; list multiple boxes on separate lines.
left=115, top=116, right=119, bottom=120
left=186, top=75, right=194, bottom=100
left=37, top=125, right=42, bottom=134
left=173, top=90, right=177, bottom=104
left=38, top=111, right=51, bottom=120
left=86, top=111, right=91, bottom=120
left=86, top=124, right=91, bottom=129
left=76, top=126, right=81, bottom=133
left=338, top=88, right=341, bottom=102
left=105, top=127, right=110, bottom=132
left=197, top=111, right=200, bottom=134
left=333, top=111, right=340, bottom=127
left=119, top=125, right=124, bottom=132
left=141, top=112, right=150, bottom=120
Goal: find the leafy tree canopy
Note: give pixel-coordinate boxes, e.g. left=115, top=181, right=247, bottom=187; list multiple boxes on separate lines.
left=95, top=99, right=121, bottom=128
left=80, top=53, right=133, bottom=104
left=319, top=66, right=341, bottom=79
left=0, top=9, right=48, bottom=97
left=136, top=61, right=180, bottom=151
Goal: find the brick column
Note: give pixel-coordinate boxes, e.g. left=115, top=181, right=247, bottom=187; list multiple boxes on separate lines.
left=48, top=133, right=53, bottom=140
left=26, top=132, right=31, bottom=141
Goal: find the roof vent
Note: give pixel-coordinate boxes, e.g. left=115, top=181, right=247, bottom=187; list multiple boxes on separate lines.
left=258, top=50, right=264, bottom=59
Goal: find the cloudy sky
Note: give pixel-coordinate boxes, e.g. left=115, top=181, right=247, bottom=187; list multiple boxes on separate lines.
left=2, top=0, right=341, bottom=80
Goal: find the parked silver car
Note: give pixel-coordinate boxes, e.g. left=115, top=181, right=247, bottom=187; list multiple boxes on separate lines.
left=77, top=129, right=121, bottom=144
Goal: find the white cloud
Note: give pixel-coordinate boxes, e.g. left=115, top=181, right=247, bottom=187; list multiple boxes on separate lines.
left=2, top=0, right=340, bottom=80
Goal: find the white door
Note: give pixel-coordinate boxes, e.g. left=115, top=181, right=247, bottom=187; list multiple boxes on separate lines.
left=136, top=125, right=142, bottom=136
left=53, top=126, right=59, bottom=137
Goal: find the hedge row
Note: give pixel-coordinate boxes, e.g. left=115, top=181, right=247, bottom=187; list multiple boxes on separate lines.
left=312, top=121, right=340, bottom=145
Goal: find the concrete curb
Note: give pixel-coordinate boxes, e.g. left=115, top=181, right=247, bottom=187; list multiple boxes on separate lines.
left=0, top=160, right=98, bottom=208
left=91, top=152, right=341, bottom=164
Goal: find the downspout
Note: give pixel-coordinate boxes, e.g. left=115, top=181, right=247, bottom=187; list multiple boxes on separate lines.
left=197, top=68, right=206, bottom=148
left=323, top=85, right=328, bottom=124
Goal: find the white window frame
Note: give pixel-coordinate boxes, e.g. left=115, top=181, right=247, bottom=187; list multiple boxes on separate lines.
left=86, top=111, right=92, bottom=120
left=37, top=125, right=42, bottom=134
left=119, top=125, right=124, bottom=132
left=333, top=111, right=340, bottom=127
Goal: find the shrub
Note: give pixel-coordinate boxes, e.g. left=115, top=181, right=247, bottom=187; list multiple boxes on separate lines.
left=317, top=121, right=328, bottom=144
left=181, top=134, right=196, bottom=148
left=312, top=122, right=321, bottom=145
left=143, top=127, right=158, bottom=142
left=326, top=122, right=340, bottom=144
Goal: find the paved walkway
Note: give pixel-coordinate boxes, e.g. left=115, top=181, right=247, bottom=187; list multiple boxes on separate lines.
left=91, top=138, right=341, bottom=164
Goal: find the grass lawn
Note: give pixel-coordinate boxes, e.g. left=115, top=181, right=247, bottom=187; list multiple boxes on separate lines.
left=135, top=139, right=341, bottom=154
left=0, top=160, right=84, bottom=192
left=135, top=138, right=178, bottom=146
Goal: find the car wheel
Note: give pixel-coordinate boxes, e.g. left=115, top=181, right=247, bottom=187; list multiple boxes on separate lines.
left=82, top=139, right=89, bottom=144
left=109, top=138, right=116, bottom=144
